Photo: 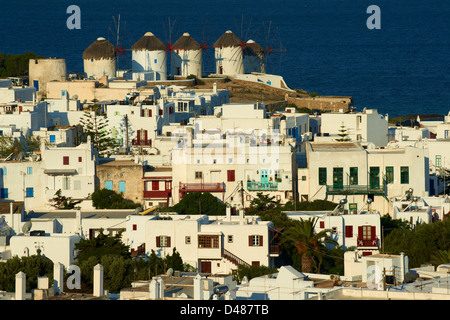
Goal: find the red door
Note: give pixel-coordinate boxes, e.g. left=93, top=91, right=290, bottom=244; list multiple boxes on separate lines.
left=201, top=261, right=211, bottom=274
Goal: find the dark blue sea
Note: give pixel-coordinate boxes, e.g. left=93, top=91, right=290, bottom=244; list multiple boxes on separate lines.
left=1, top=0, right=450, bottom=117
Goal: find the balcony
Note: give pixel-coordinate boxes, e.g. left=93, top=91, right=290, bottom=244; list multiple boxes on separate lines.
left=179, top=182, right=225, bottom=194
left=132, top=139, right=152, bottom=147
left=326, top=184, right=385, bottom=196
left=143, top=190, right=171, bottom=199
left=247, top=181, right=278, bottom=191
left=269, top=244, right=281, bottom=256
left=357, top=238, right=379, bottom=248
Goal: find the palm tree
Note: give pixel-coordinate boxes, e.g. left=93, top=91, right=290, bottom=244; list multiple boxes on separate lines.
left=280, top=217, right=338, bottom=273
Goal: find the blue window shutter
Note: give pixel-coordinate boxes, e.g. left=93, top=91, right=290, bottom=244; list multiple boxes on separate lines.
left=119, top=181, right=126, bottom=193
left=1, top=168, right=6, bottom=175
left=26, top=188, right=34, bottom=197
left=105, top=181, right=113, bottom=190
left=0, top=188, right=8, bottom=199
left=49, top=135, right=55, bottom=143
left=27, top=167, right=33, bottom=174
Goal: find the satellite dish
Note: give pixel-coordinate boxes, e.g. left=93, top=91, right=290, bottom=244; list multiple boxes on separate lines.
left=22, top=221, right=32, bottom=234
left=166, top=268, right=173, bottom=277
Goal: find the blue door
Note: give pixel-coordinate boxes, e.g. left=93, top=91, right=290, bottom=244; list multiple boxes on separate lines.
left=105, top=181, right=113, bottom=190
left=33, top=80, right=39, bottom=91
left=260, top=169, right=269, bottom=185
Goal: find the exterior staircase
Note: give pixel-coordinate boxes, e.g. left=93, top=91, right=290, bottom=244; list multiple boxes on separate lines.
left=222, top=248, right=251, bottom=268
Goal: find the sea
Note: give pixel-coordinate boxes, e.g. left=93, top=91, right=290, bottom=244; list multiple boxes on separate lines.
left=1, top=0, right=450, bottom=118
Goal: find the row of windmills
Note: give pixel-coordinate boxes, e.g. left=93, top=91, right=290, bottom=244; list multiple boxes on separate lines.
left=82, top=30, right=268, bottom=81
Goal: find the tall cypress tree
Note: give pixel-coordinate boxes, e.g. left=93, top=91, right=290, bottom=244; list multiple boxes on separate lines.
left=79, top=101, right=117, bottom=156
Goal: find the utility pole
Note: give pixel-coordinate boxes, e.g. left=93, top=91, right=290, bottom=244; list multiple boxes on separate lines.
left=125, top=114, right=129, bottom=151
left=240, top=180, right=244, bottom=209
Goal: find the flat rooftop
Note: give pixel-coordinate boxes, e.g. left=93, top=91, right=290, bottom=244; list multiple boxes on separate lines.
left=26, top=209, right=136, bottom=220
left=309, top=142, right=363, bottom=152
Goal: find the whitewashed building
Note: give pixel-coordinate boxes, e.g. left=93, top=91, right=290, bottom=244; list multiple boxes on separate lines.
left=126, top=209, right=282, bottom=274
left=300, top=141, right=429, bottom=216
left=131, top=32, right=167, bottom=81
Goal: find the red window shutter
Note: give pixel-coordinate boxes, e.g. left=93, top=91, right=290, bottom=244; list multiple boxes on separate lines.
left=156, top=236, right=161, bottom=247
left=259, top=235, right=263, bottom=246
left=167, top=236, right=171, bottom=247
left=137, top=130, right=141, bottom=143
left=345, top=226, right=353, bottom=238
left=227, top=170, right=235, bottom=182
left=248, top=235, right=253, bottom=246
left=149, top=109, right=152, bottom=117
left=133, top=224, right=137, bottom=231
left=144, top=130, right=148, bottom=142
left=159, top=109, right=163, bottom=116
left=78, top=157, right=82, bottom=162
left=371, top=226, right=376, bottom=240
left=320, top=221, right=325, bottom=228
left=63, top=156, right=69, bottom=165
left=358, top=226, right=363, bottom=238
left=141, top=109, right=145, bottom=117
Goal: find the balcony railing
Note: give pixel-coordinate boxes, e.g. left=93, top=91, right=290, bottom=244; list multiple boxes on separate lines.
left=357, top=238, right=379, bottom=248
left=326, top=184, right=385, bottom=196
left=143, top=190, right=171, bottom=199
left=269, top=244, right=281, bottom=256
left=247, top=181, right=278, bottom=191
left=132, top=139, right=152, bottom=147
left=179, top=182, right=225, bottom=193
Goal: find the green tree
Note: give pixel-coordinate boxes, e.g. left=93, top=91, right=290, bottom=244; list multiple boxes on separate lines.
left=49, top=189, right=82, bottom=209
left=0, top=52, right=44, bottom=77
left=0, top=255, right=53, bottom=292
left=234, top=264, right=278, bottom=284
left=79, top=102, right=117, bottom=157
left=90, top=188, right=141, bottom=209
left=171, top=192, right=227, bottom=215
left=74, top=230, right=130, bottom=263
left=280, top=217, right=339, bottom=273
left=336, top=122, right=351, bottom=142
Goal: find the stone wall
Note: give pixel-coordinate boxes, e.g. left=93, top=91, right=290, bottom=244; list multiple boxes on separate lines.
left=286, top=96, right=353, bottom=112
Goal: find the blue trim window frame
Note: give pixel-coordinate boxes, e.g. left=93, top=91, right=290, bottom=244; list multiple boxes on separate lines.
left=27, top=167, right=33, bottom=175
left=26, top=187, right=34, bottom=198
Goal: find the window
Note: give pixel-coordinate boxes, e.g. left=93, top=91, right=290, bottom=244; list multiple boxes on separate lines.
left=228, top=235, right=233, bottom=243
left=0, top=188, right=8, bottom=199
left=319, top=168, right=327, bottom=185
left=105, top=181, right=113, bottom=190
left=133, top=224, right=137, bottom=231
left=345, top=225, right=353, bottom=238
left=119, top=181, right=126, bottom=193
left=63, top=177, right=71, bottom=190
left=185, top=236, right=191, bottom=244
left=198, top=235, right=219, bottom=248
left=436, top=155, right=442, bottom=167
left=361, top=225, right=373, bottom=240
left=156, top=235, right=171, bottom=247
left=320, top=221, right=325, bottom=228
left=1, top=168, right=6, bottom=175
left=349, top=167, right=358, bottom=185
left=63, top=156, right=69, bottom=165
left=227, top=170, right=235, bottom=182
left=400, top=166, right=409, bottom=184
left=249, top=235, right=263, bottom=247
left=152, top=181, right=159, bottom=191
left=27, top=167, right=33, bottom=175
left=195, top=171, right=202, bottom=179
left=78, top=157, right=82, bottom=162
left=26, top=187, right=34, bottom=198
left=386, top=166, right=394, bottom=184
left=49, top=135, right=56, bottom=143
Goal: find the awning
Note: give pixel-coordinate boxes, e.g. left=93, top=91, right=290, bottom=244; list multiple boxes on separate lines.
left=44, top=169, right=77, bottom=175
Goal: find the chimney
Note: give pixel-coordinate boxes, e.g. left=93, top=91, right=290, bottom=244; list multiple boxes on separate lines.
left=149, top=279, right=159, bottom=299
left=213, top=82, right=217, bottom=94
left=53, top=262, right=64, bottom=295
left=93, top=264, right=104, bottom=297
left=194, top=274, right=203, bottom=300
left=15, top=271, right=26, bottom=300
left=226, top=206, right=231, bottom=221
left=239, top=208, right=245, bottom=225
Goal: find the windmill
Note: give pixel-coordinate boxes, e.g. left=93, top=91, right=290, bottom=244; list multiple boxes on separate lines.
left=162, top=17, right=181, bottom=78
left=108, top=14, right=133, bottom=75
left=256, top=20, right=287, bottom=75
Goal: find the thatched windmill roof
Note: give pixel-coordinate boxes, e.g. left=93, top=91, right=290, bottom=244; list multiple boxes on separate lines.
left=213, top=30, right=242, bottom=48
left=83, top=37, right=116, bottom=60
left=244, top=40, right=264, bottom=56
left=131, top=32, right=167, bottom=51
left=173, top=33, right=201, bottom=50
